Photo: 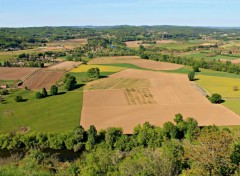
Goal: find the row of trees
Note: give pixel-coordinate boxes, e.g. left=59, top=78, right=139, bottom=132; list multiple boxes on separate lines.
left=0, top=115, right=240, bottom=175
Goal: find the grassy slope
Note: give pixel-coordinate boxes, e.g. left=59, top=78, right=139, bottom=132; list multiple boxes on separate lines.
left=0, top=88, right=83, bottom=133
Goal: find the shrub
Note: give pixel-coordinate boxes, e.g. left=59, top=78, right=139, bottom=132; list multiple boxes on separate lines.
left=0, top=89, right=8, bottom=95
left=42, top=88, right=48, bottom=97
left=188, top=71, right=195, bottom=81
left=208, top=93, right=223, bottom=104
left=36, top=92, right=43, bottom=99
left=192, top=65, right=200, bottom=72
left=15, top=96, right=23, bottom=102
left=50, top=85, right=58, bottom=95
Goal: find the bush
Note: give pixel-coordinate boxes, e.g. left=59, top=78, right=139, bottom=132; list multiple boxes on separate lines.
left=208, top=93, right=223, bottom=104
left=192, top=65, right=200, bottom=72
left=188, top=71, right=195, bottom=81
left=0, top=89, right=8, bottom=95
left=15, top=96, right=23, bottom=102
left=42, top=88, right=48, bottom=97
left=36, top=92, right=43, bottom=99
left=50, top=85, right=58, bottom=95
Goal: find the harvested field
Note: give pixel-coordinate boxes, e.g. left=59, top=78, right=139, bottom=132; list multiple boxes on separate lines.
left=0, top=67, right=39, bottom=80
left=88, top=56, right=183, bottom=70
left=47, top=61, right=81, bottom=71
left=81, top=69, right=240, bottom=133
left=85, top=78, right=149, bottom=90
left=22, top=69, right=65, bottom=90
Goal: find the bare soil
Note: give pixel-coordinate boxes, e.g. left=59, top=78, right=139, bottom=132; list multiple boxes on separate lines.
left=47, top=61, right=82, bottom=71
left=22, top=69, right=65, bottom=90
left=0, top=67, right=39, bottom=80
left=81, top=69, right=240, bottom=133
left=89, top=56, right=183, bottom=70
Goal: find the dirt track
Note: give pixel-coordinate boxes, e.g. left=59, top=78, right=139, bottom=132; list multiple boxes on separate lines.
left=0, top=67, right=39, bottom=80
left=81, top=69, right=240, bottom=133
left=88, top=56, right=183, bottom=71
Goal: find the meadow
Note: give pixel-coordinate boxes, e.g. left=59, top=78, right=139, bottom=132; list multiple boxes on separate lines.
left=196, top=75, right=240, bottom=98
left=0, top=88, right=83, bottom=133
left=70, top=64, right=127, bottom=72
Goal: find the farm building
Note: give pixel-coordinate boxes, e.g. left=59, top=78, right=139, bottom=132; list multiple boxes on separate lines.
left=1, top=84, right=8, bottom=89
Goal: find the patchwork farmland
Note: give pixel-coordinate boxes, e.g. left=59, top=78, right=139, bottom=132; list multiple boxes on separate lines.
left=81, top=69, right=240, bottom=133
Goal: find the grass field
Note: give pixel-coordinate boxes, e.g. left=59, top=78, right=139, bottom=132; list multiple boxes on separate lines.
left=195, top=75, right=240, bottom=97
left=71, top=64, right=126, bottom=73
left=223, top=100, right=240, bottom=115
left=165, top=66, right=240, bottom=79
left=0, top=88, right=83, bottom=133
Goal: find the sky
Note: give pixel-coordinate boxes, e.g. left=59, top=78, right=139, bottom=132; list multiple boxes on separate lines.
left=0, top=0, right=239, bottom=27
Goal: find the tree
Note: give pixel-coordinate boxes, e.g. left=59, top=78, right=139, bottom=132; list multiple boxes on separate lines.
left=162, top=122, right=178, bottom=139
left=184, top=131, right=235, bottom=175
left=36, top=92, right=43, bottom=99
left=65, top=76, right=77, bottom=91
left=50, top=85, right=58, bottom=95
left=174, top=113, right=184, bottom=124
left=105, top=128, right=123, bottom=149
left=42, top=88, right=47, bottom=97
left=188, top=71, right=195, bottom=81
left=208, top=93, right=223, bottom=104
left=87, top=67, right=100, bottom=79
left=193, top=64, right=200, bottom=72
left=15, top=96, right=23, bottom=102
left=86, top=125, right=97, bottom=151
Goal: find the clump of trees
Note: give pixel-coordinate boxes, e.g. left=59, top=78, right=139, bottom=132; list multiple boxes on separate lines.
left=87, top=67, right=100, bottom=79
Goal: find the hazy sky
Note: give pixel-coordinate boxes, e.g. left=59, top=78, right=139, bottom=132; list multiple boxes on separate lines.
left=0, top=0, right=239, bottom=27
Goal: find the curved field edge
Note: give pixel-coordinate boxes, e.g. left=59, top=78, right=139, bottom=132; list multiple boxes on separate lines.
left=0, top=88, right=83, bottom=133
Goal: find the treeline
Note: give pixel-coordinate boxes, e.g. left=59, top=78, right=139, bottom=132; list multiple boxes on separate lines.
left=2, top=25, right=240, bottom=51
left=142, top=49, right=240, bottom=74
left=1, top=114, right=240, bottom=175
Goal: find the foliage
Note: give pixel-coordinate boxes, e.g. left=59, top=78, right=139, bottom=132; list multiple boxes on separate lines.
left=50, top=85, right=58, bottom=95
left=42, top=88, right=48, bottom=98
left=36, top=92, right=43, bottom=99
left=65, top=76, right=77, bottom=91
left=14, top=95, right=23, bottom=102
left=87, top=67, right=100, bottom=79
left=188, top=71, right=195, bottom=81
left=208, top=93, right=223, bottom=104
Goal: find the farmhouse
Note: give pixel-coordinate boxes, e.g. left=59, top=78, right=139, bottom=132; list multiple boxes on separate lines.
left=1, top=84, right=8, bottom=89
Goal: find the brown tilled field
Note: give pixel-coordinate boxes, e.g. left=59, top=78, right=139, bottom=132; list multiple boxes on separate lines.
left=47, top=61, right=82, bottom=71
left=81, top=69, right=240, bottom=133
left=0, top=67, right=39, bottom=80
left=88, top=56, right=183, bottom=70
left=22, top=69, right=65, bottom=90
left=221, top=58, right=240, bottom=64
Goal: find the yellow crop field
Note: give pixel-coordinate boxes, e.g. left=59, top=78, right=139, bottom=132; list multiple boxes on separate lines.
left=70, top=64, right=126, bottom=73
left=196, top=75, right=240, bottom=97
